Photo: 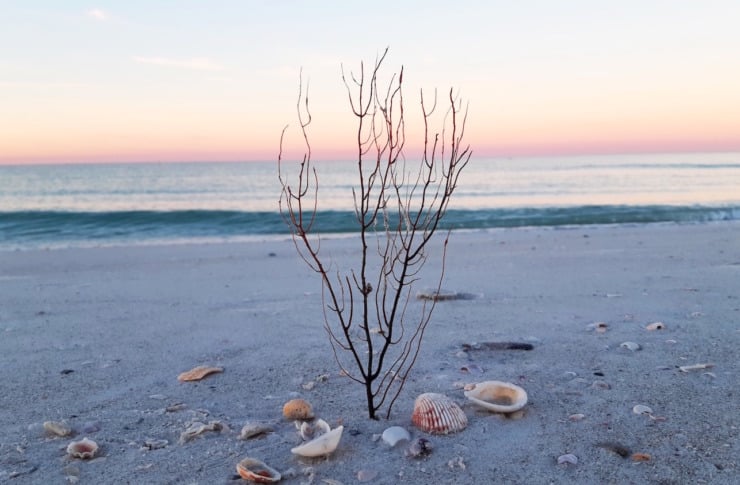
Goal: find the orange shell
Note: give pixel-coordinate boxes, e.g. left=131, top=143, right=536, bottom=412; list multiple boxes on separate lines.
left=236, top=457, right=281, bottom=483
left=631, top=452, right=652, bottom=462
left=282, top=398, right=314, bottom=420
left=177, top=365, right=224, bottom=382
left=412, top=393, right=467, bottom=435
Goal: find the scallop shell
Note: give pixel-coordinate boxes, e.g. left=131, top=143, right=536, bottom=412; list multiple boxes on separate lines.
left=177, top=365, right=223, bottom=382
left=66, top=437, right=98, bottom=459
left=464, top=381, right=528, bottom=413
left=411, top=393, right=467, bottom=435
left=282, top=399, right=314, bottom=420
left=291, top=425, right=344, bottom=457
left=235, top=457, right=281, bottom=483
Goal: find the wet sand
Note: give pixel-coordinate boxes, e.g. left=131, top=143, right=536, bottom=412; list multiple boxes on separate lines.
left=1, top=222, right=738, bottom=483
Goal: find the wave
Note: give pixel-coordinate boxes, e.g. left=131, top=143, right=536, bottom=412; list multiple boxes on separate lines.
left=1, top=205, right=739, bottom=248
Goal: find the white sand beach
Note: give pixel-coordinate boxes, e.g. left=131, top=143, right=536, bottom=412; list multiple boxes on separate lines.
left=1, top=222, right=738, bottom=484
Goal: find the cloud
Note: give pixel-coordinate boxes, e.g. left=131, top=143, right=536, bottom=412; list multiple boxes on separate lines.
left=132, top=56, right=224, bottom=71
left=87, top=8, right=108, bottom=21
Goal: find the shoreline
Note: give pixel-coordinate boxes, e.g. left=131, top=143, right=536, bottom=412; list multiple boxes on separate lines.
left=1, top=222, right=738, bottom=483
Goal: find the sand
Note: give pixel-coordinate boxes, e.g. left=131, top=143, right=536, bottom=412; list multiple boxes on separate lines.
left=1, top=222, right=738, bottom=484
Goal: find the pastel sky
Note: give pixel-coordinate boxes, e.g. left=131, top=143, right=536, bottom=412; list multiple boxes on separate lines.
left=2, top=0, right=740, bottom=164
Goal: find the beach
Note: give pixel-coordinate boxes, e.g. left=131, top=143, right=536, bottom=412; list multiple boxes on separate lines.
left=1, top=222, right=738, bottom=484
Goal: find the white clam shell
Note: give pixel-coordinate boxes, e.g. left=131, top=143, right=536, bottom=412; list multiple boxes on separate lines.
left=381, top=426, right=411, bottom=447
left=291, top=425, right=343, bottom=457
left=464, top=380, right=528, bottom=413
left=632, top=404, right=653, bottom=415
left=619, top=341, right=641, bottom=351
left=645, top=322, right=665, bottom=331
left=411, top=393, right=467, bottom=435
left=557, top=453, right=578, bottom=465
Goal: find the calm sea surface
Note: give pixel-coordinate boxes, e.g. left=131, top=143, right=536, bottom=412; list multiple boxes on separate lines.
left=1, top=152, right=739, bottom=249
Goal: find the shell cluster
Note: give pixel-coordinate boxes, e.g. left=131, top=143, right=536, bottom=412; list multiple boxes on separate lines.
left=411, top=393, right=468, bottom=435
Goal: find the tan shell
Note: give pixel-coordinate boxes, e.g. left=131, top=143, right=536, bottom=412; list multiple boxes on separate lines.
left=464, top=380, right=528, bottom=413
left=43, top=420, right=73, bottom=437
left=66, top=437, right=98, bottom=459
left=411, top=393, right=467, bottom=435
left=645, top=322, right=665, bottom=331
left=177, top=365, right=224, bottom=382
left=282, top=399, right=314, bottom=420
left=236, top=457, right=281, bottom=483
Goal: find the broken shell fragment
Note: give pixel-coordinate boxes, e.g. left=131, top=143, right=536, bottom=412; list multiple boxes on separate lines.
left=43, top=420, right=73, bottom=437
left=619, top=341, right=641, bottom=351
left=588, top=322, right=609, bottom=333
left=179, top=421, right=223, bottom=443
left=464, top=381, right=528, bottom=414
left=632, top=404, right=653, bottom=415
left=282, top=399, right=314, bottom=421
left=291, top=425, right=344, bottom=457
left=646, top=322, right=665, bottom=331
left=66, top=438, right=98, bottom=459
left=557, top=453, right=578, bottom=465
left=239, top=422, right=274, bottom=440
left=381, top=426, right=411, bottom=447
left=299, top=419, right=331, bottom=441
left=411, top=393, right=467, bottom=435
left=406, top=437, right=432, bottom=458
left=679, top=363, right=714, bottom=372
left=236, top=457, right=281, bottom=483
left=177, top=365, right=223, bottom=382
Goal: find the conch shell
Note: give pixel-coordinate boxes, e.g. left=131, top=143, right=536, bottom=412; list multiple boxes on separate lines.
left=464, top=380, right=528, bottom=413
left=411, top=393, right=467, bottom=435
left=291, top=423, right=344, bottom=457
left=235, top=457, right=281, bottom=483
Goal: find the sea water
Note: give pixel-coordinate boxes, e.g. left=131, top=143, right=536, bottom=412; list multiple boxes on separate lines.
left=1, top=152, right=739, bottom=249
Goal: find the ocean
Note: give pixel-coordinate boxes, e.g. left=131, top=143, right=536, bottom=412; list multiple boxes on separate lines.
left=1, top=152, right=739, bottom=250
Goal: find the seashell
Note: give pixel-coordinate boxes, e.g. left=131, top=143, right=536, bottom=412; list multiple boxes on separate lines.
left=645, top=322, right=665, bottom=331
left=632, top=404, right=653, bottom=415
left=66, top=438, right=98, bottom=459
left=679, top=363, right=714, bottom=372
left=291, top=425, right=344, bottom=457
left=179, top=421, right=223, bottom=443
left=44, top=420, right=73, bottom=437
left=411, top=393, right=467, bottom=434
left=557, top=453, right=578, bottom=465
left=464, top=381, right=528, bottom=413
left=631, top=452, right=651, bottom=462
left=568, top=413, right=586, bottom=421
left=235, top=457, right=281, bottom=483
left=282, top=399, right=314, bottom=420
left=405, top=437, right=433, bottom=458
left=588, top=322, right=609, bottom=333
left=619, top=341, right=641, bottom=351
left=143, top=438, right=168, bottom=450
left=356, top=470, right=379, bottom=482
left=239, top=421, right=274, bottom=440
left=381, top=426, right=411, bottom=447
left=299, top=419, right=330, bottom=441
left=177, top=365, right=223, bottom=382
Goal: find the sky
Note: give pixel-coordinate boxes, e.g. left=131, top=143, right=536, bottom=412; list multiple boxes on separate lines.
left=2, top=0, right=740, bottom=164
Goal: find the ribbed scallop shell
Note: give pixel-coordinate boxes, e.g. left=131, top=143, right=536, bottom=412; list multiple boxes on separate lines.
left=411, top=393, right=467, bottom=434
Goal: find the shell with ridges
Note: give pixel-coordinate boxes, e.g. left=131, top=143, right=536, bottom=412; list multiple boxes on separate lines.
left=282, top=399, right=314, bottom=420
left=66, top=437, right=98, bottom=459
left=411, top=393, right=467, bottom=435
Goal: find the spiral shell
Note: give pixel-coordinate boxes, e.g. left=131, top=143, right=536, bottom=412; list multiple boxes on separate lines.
left=411, top=393, right=467, bottom=435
